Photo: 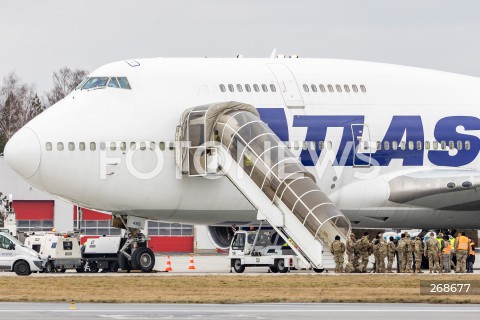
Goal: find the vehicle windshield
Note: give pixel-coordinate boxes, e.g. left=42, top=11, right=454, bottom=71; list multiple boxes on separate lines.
left=232, top=233, right=245, bottom=250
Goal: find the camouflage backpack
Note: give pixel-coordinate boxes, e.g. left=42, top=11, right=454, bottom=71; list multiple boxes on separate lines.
left=332, top=241, right=345, bottom=254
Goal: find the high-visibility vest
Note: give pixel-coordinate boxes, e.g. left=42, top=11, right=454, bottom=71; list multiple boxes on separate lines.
left=457, top=236, right=469, bottom=251
left=470, top=242, right=475, bottom=256
left=443, top=242, right=452, bottom=254
left=449, top=238, right=455, bottom=249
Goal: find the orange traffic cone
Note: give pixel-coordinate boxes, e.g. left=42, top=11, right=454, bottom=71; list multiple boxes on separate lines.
left=165, top=256, right=173, bottom=272
left=188, top=254, right=196, bottom=270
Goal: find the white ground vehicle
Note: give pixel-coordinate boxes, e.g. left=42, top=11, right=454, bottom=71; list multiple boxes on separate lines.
left=0, top=231, right=43, bottom=276
left=228, top=226, right=310, bottom=273
left=81, top=236, right=155, bottom=273
left=80, top=236, right=122, bottom=273
left=24, top=232, right=82, bottom=273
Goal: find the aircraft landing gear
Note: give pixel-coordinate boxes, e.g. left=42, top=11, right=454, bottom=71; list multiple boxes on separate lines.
left=115, top=215, right=156, bottom=273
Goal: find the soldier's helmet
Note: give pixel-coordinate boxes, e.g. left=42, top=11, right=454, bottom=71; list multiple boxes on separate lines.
left=350, top=233, right=355, bottom=239
left=438, top=233, right=443, bottom=237
left=405, top=232, right=410, bottom=237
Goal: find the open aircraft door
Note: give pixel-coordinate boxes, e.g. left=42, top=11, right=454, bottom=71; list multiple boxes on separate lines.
left=351, top=124, right=372, bottom=167
left=267, top=64, right=304, bottom=108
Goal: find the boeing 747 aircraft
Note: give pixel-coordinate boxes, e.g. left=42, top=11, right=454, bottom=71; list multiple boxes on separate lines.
left=4, top=57, right=480, bottom=271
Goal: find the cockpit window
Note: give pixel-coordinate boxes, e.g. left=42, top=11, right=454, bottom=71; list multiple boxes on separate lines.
left=108, top=77, right=120, bottom=88
left=82, top=77, right=109, bottom=90
left=117, top=77, right=131, bottom=89
left=76, top=78, right=89, bottom=90
left=78, top=77, right=131, bottom=90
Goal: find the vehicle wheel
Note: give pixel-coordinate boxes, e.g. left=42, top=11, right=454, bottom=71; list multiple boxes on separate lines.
left=269, top=266, right=279, bottom=273
left=60, top=268, right=66, bottom=273
left=131, top=247, right=155, bottom=272
left=88, top=262, right=99, bottom=273
left=109, top=261, right=119, bottom=273
left=76, top=261, right=85, bottom=273
left=45, top=262, right=56, bottom=273
left=118, top=251, right=132, bottom=271
left=14, top=261, right=31, bottom=276
left=233, top=259, right=245, bottom=273
left=275, top=259, right=289, bottom=273
left=313, top=268, right=325, bottom=273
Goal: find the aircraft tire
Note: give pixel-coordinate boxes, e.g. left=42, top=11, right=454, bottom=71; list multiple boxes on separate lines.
left=131, top=247, right=155, bottom=273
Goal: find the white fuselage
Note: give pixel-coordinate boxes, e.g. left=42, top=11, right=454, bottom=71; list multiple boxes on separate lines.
left=5, top=58, right=480, bottom=229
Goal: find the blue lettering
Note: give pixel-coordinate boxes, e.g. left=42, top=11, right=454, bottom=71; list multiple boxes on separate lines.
left=372, top=116, right=424, bottom=166
left=428, top=116, right=480, bottom=167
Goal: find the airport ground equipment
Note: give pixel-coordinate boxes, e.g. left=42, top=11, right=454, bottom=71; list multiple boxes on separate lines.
left=0, top=193, right=17, bottom=236
left=228, top=222, right=307, bottom=273
left=178, top=102, right=351, bottom=271
left=24, top=232, right=82, bottom=273
left=81, top=236, right=124, bottom=272
left=0, top=231, right=43, bottom=276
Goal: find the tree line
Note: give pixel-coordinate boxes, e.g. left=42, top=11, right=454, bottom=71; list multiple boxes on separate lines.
left=0, top=67, right=88, bottom=154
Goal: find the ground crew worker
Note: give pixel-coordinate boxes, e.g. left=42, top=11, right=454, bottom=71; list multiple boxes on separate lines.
left=357, top=232, right=371, bottom=273
left=345, top=233, right=356, bottom=273
left=454, top=232, right=469, bottom=273
left=448, top=235, right=456, bottom=270
left=397, top=233, right=406, bottom=273
left=377, top=233, right=387, bottom=273
left=413, top=236, right=424, bottom=273
left=467, top=241, right=476, bottom=273
left=387, top=236, right=396, bottom=273
left=330, top=235, right=346, bottom=273
left=404, top=233, right=413, bottom=273
left=424, top=232, right=440, bottom=273
left=442, top=235, right=453, bottom=273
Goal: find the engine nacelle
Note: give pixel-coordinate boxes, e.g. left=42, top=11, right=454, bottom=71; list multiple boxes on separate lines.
left=207, top=226, right=235, bottom=250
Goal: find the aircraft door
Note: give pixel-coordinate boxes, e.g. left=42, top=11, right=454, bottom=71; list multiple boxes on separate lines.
left=267, top=64, right=304, bottom=108
left=351, top=124, right=371, bottom=167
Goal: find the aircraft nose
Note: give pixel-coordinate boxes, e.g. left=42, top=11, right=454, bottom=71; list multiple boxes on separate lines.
left=4, top=127, right=41, bottom=179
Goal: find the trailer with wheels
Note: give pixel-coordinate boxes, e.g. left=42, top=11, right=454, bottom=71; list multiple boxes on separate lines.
left=24, top=232, right=82, bottom=273
left=228, top=223, right=307, bottom=273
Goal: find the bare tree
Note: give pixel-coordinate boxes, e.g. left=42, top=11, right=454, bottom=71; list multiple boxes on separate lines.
left=46, top=67, right=88, bottom=106
left=0, top=72, right=36, bottom=140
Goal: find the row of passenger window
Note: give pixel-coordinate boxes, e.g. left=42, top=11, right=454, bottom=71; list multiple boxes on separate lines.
left=45, top=141, right=175, bottom=152
left=303, top=84, right=366, bottom=93
left=286, top=140, right=471, bottom=151
left=219, top=83, right=276, bottom=93
left=45, top=139, right=470, bottom=152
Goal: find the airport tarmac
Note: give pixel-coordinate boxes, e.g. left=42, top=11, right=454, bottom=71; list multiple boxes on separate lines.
left=0, top=254, right=477, bottom=276
left=0, top=302, right=479, bottom=320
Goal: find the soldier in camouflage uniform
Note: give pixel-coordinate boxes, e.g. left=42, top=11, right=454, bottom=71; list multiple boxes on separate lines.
left=413, top=236, right=424, bottom=273
left=372, top=235, right=380, bottom=273
left=424, top=232, right=441, bottom=273
left=396, top=233, right=406, bottom=273
left=345, top=233, right=356, bottom=273
left=330, top=235, right=346, bottom=273
left=387, top=236, right=396, bottom=273
left=377, top=233, right=387, bottom=273
left=356, top=232, right=371, bottom=273
left=404, top=232, right=413, bottom=273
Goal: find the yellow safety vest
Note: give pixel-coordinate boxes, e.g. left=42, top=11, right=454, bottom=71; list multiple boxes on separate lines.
left=457, top=236, right=469, bottom=251
left=443, top=242, right=452, bottom=254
